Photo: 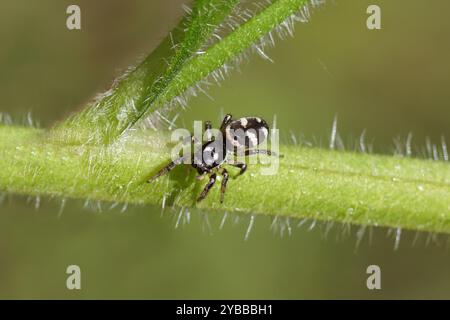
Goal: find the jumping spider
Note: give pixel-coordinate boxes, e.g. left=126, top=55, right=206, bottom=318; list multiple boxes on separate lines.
left=147, top=114, right=277, bottom=203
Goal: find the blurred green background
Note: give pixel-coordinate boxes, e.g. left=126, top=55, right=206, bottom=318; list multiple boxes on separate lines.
left=0, top=0, right=449, bottom=299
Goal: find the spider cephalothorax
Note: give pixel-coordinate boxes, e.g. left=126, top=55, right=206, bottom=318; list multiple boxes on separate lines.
left=148, top=114, right=276, bottom=203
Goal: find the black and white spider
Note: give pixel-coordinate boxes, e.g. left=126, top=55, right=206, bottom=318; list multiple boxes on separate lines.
left=147, top=114, right=277, bottom=203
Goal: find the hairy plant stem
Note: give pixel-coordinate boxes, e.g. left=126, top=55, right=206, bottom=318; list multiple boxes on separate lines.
left=2, top=126, right=450, bottom=234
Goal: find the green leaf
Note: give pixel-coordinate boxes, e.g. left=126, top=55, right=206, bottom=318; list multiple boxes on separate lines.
left=57, top=0, right=240, bottom=144
left=55, top=0, right=311, bottom=144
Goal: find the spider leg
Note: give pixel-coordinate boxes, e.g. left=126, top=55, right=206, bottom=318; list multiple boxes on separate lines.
left=220, top=114, right=233, bottom=131
left=220, top=169, right=229, bottom=203
left=147, top=156, right=188, bottom=182
left=197, top=173, right=217, bottom=202
left=244, top=149, right=279, bottom=157
left=228, top=162, right=247, bottom=175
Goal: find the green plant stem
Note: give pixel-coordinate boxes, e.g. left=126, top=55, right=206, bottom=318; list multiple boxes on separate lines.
left=2, top=126, right=450, bottom=234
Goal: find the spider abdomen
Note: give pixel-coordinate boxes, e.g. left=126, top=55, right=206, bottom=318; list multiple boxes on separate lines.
left=225, top=117, right=269, bottom=151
